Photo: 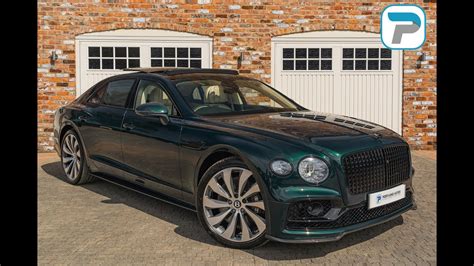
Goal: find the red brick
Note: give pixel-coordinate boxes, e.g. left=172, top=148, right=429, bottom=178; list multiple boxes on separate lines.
left=37, top=0, right=437, bottom=151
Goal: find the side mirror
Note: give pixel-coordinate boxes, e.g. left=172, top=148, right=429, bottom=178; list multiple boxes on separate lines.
left=136, top=103, right=170, bottom=125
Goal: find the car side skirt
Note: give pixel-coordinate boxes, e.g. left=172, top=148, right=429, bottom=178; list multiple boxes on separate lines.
left=90, top=173, right=197, bottom=212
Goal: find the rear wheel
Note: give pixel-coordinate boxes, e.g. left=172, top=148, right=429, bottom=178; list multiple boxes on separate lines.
left=197, top=157, right=269, bottom=249
left=61, top=129, right=95, bottom=185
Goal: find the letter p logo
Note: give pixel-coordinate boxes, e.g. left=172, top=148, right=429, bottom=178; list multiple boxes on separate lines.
left=381, top=5, right=426, bottom=50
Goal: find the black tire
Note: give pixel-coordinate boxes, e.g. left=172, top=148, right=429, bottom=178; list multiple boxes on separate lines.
left=60, top=129, right=96, bottom=185
left=196, top=157, right=269, bottom=249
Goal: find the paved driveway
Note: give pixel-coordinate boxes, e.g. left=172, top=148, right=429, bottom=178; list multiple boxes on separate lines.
left=38, top=151, right=436, bottom=265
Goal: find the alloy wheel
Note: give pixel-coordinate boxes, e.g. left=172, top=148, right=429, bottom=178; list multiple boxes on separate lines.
left=203, top=167, right=266, bottom=243
left=62, top=134, right=82, bottom=181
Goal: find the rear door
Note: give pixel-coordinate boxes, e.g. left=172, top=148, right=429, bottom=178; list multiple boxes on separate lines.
left=78, top=78, right=136, bottom=175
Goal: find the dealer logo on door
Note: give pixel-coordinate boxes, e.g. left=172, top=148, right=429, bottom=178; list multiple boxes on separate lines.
left=381, top=5, right=426, bottom=50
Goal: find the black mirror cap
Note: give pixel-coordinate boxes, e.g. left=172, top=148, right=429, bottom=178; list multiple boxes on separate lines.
left=136, top=103, right=170, bottom=125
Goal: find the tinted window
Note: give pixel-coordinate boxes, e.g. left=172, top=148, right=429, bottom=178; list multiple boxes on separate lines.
left=87, top=84, right=106, bottom=104
left=101, top=79, right=135, bottom=107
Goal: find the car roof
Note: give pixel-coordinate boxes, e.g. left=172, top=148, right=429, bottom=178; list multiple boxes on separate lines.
left=123, top=67, right=239, bottom=76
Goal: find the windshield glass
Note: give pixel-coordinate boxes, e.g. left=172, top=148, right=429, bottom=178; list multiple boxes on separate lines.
left=174, top=77, right=300, bottom=116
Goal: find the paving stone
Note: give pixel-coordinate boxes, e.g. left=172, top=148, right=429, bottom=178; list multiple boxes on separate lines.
left=38, top=152, right=436, bottom=265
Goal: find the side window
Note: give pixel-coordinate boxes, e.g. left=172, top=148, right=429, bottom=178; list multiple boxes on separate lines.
left=192, top=88, right=202, bottom=100
left=87, top=84, right=106, bottom=104
left=101, top=79, right=136, bottom=107
left=134, top=80, right=177, bottom=116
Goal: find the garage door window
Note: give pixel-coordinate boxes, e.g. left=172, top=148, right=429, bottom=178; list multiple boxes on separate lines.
left=342, top=48, right=391, bottom=71
left=88, top=46, right=140, bottom=70
left=282, top=48, right=332, bottom=71
left=150, top=47, right=202, bottom=68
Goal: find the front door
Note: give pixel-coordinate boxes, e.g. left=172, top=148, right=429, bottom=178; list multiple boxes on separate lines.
left=121, top=79, right=182, bottom=194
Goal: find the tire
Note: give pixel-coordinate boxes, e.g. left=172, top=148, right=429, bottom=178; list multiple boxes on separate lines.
left=60, top=129, right=96, bottom=185
left=196, top=157, right=269, bottom=249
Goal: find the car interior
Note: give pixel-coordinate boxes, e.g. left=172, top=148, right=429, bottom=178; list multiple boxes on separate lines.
left=175, top=80, right=283, bottom=115
left=135, top=81, right=175, bottom=115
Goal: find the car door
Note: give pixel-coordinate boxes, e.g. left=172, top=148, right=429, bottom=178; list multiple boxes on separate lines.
left=78, top=78, right=136, bottom=175
left=121, top=79, right=183, bottom=195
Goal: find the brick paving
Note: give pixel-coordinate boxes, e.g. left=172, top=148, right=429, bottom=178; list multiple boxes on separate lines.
left=38, top=152, right=436, bottom=265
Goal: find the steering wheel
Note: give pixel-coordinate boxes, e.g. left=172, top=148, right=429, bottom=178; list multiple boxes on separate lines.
left=193, top=104, right=232, bottom=113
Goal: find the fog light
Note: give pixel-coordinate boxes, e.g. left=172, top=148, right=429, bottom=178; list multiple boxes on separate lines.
left=306, top=202, right=324, bottom=216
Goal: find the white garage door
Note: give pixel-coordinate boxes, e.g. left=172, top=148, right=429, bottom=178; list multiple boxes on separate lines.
left=272, top=31, right=402, bottom=134
left=75, top=29, right=213, bottom=96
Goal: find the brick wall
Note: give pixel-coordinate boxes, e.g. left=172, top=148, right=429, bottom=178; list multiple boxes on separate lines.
left=38, top=0, right=437, bottom=152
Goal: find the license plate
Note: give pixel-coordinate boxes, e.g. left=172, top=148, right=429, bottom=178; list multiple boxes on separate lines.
left=368, top=184, right=406, bottom=209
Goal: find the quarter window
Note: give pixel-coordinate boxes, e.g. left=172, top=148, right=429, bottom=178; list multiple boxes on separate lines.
left=282, top=48, right=332, bottom=71
left=88, top=46, right=140, bottom=70
left=150, top=47, right=202, bottom=68
left=100, top=79, right=135, bottom=107
left=87, top=84, right=106, bottom=104
left=342, top=48, right=392, bottom=71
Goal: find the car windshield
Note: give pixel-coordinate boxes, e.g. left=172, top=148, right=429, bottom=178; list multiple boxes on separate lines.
left=173, top=76, right=300, bottom=116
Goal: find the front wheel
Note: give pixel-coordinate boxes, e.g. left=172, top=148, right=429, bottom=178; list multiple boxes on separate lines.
left=197, top=157, right=269, bottom=249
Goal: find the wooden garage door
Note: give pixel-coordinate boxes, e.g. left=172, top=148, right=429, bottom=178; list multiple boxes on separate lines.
left=75, top=29, right=213, bottom=96
left=272, top=31, right=402, bottom=134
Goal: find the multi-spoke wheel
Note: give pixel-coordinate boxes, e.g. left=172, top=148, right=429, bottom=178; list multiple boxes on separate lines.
left=62, top=133, right=81, bottom=181
left=60, top=130, right=95, bottom=185
left=197, top=157, right=269, bottom=248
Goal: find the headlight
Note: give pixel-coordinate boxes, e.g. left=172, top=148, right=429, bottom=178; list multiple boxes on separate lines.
left=298, top=157, right=329, bottom=184
left=270, top=160, right=292, bottom=176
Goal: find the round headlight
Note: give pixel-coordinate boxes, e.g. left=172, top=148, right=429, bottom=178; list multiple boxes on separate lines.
left=270, top=160, right=292, bottom=176
left=298, top=157, right=329, bottom=184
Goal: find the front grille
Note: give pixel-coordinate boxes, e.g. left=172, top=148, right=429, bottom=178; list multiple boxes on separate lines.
left=343, top=145, right=411, bottom=194
left=286, top=191, right=412, bottom=230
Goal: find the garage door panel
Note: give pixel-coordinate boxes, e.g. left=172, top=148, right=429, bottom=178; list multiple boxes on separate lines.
left=280, top=72, right=335, bottom=114
left=339, top=73, right=398, bottom=132
left=272, top=34, right=402, bottom=134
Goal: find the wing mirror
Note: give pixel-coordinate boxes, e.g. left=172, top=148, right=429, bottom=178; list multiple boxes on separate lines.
left=136, top=103, right=170, bottom=125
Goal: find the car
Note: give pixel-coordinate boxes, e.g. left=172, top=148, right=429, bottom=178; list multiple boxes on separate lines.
left=53, top=67, right=416, bottom=249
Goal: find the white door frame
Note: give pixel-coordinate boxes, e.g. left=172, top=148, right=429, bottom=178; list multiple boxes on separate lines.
left=75, top=29, right=213, bottom=96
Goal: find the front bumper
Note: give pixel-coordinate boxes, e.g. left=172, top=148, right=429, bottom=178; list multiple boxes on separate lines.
left=265, top=186, right=416, bottom=243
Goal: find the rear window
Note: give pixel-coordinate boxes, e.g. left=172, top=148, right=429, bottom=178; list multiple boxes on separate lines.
left=100, top=79, right=135, bottom=107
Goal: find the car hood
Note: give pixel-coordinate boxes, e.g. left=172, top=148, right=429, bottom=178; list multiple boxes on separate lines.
left=201, top=111, right=404, bottom=155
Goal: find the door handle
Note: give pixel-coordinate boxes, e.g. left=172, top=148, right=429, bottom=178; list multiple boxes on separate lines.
left=122, top=123, right=135, bottom=130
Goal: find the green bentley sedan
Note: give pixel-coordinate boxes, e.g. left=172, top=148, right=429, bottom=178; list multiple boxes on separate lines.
left=53, top=68, right=416, bottom=248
